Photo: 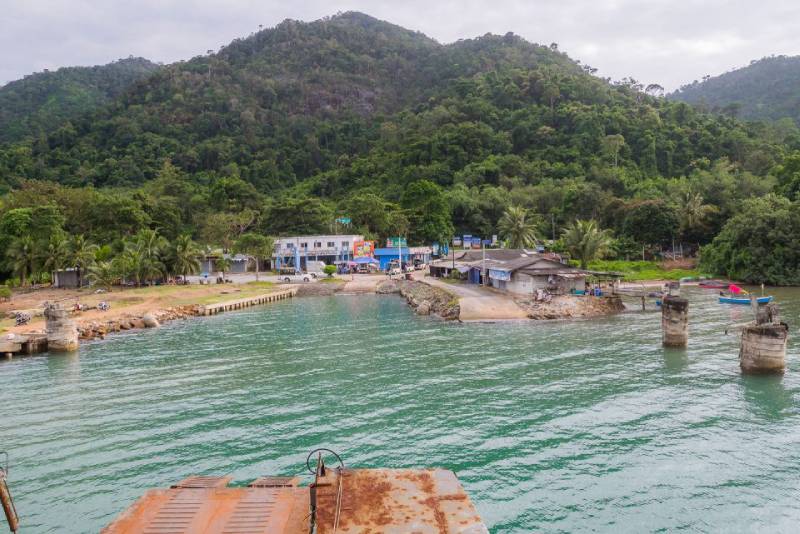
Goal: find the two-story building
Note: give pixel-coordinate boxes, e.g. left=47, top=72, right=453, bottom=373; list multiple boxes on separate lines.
left=273, top=234, right=365, bottom=270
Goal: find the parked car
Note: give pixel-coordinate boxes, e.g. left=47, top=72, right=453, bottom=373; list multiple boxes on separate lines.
left=282, top=274, right=311, bottom=283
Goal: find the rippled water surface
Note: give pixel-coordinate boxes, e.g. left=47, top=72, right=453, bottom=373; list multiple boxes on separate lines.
left=3, top=289, right=800, bottom=532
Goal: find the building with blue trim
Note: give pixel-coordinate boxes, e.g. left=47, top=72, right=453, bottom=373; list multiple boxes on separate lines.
left=374, top=247, right=410, bottom=270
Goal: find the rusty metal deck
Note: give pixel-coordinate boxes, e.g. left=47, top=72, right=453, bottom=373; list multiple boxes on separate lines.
left=314, top=468, right=488, bottom=534
left=102, top=479, right=309, bottom=534
left=103, top=469, right=487, bottom=534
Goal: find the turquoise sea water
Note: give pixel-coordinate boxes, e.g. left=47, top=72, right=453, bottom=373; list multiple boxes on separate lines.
left=2, top=289, right=800, bottom=533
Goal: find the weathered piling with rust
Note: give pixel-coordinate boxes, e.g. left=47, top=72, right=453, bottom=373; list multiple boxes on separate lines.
left=662, top=295, right=689, bottom=347
left=740, top=304, right=788, bottom=374
left=44, top=303, right=79, bottom=352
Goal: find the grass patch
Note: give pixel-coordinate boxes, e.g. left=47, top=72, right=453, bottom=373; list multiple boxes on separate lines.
left=585, top=260, right=702, bottom=282
left=318, top=277, right=345, bottom=283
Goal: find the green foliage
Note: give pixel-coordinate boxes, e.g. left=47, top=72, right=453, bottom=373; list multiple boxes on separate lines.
left=562, top=219, right=612, bottom=269
left=498, top=206, right=540, bottom=248
left=584, top=260, right=699, bottom=281
left=700, top=195, right=800, bottom=284
left=0, top=12, right=795, bottom=285
left=0, top=286, right=11, bottom=300
left=0, top=57, right=160, bottom=143
left=671, top=56, right=800, bottom=125
left=323, top=264, right=337, bottom=277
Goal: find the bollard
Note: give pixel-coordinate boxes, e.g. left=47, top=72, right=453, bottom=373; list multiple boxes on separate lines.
left=661, top=295, right=689, bottom=347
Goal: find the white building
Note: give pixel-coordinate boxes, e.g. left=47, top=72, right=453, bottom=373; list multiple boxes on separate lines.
left=273, top=234, right=364, bottom=269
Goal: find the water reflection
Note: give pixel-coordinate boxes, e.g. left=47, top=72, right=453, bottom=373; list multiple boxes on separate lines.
left=45, top=350, right=81, bottom=382
left=662, top=346, right=689, bottom=373
left=740, top=374, right=793, bottom=420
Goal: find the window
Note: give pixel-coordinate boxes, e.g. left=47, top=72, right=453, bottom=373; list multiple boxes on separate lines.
left=314, top=242, right=322, bottom=248
left=327, top=242, right=335, bottom=248
left=286, top=243, right=294, bottom=250
left=300, top=242, right=308, bottom=249
left=341, top=241, right=350, bottom=249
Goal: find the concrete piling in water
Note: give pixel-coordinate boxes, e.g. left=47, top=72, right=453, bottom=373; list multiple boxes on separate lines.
left=740, top=303, right=788, bottom=374
left=662, top=295, right=689, bottom=347
left=44, top=303, right=79, bottom=352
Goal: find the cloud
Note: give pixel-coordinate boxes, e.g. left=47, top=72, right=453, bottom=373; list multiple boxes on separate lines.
left=2, top=0, right=800, bottom=90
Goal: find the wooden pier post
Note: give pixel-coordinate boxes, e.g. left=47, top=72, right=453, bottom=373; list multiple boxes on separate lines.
left=661, top=295, right=688, bottom=347
left=740, top=304, right=788, bottom=374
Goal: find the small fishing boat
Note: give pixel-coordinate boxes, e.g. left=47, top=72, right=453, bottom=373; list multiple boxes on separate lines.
left=699, top=280, right=729, bottom=289
left=719, top=295, right=773, bottom=305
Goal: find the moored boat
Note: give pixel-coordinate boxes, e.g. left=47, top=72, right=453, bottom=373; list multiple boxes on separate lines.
left=699, top=280, right=729, bottom=289
left=719, top=295, right=773, bottom=305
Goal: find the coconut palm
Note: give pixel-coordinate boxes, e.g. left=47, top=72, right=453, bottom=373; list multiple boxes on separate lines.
left=131, top=229, right=167, bottom=284
left=168, top=234, right=203, bottom=281
left=6, top=235, right=37, bottom=286
left=87, top=261, right=119, bottom=290
left=41, top=234, right=70, bottom=277
left=562, top=219, right=613, bottom=269
left=70, top=234, right=98, bottom=287
left=677, top=192, right=716, bottom=241
left=498, top=206, right=540, bottom=249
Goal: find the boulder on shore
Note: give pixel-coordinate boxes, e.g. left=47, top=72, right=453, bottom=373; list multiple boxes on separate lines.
left=142, top=313, right=160, bottom=328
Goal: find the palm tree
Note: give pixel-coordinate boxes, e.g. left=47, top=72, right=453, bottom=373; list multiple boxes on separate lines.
left=41, top=234, right=70, bottom=280
left=498, top=206, right=540, bottom=249
left=131, top=229, right=167, bottom=285
left=562, top=220, right=613, bottom=269
left=117, top=246, right=144, bottom=287
left=87, top=261, right=119, bottom=290
left=169, top=234, right=202, bottom=282
left=6, top=235, right=37, bottom=286
left=70, top=234, right=98, bottom=287
left=677, top=192, right=715, bottom=242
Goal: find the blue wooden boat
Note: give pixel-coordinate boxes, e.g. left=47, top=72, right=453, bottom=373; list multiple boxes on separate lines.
left=719, top=295, right=773, bottom=305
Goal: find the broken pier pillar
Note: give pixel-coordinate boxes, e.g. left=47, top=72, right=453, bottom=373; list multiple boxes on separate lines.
left=740, top=304, right=788, bottom=374
left=661, top=295, right=689, bottom=347
left=44, top=303, right=79, bottom=352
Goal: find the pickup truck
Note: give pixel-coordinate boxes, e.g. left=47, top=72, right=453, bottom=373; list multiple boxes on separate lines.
left=281, top=274, right=311, bottom=283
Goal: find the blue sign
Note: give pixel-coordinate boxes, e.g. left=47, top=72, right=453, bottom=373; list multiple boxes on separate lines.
left=335, top=217, right=352, bottom=225
left=463, top=235, right=472, bottom=249
left=489, top=269, right=511, bottom=281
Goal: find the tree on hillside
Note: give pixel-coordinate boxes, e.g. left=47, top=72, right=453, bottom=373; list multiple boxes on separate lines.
left=40, top=233, right=70, bottom=277
left=87, top=261, right=119, bottom=290
left=562, top=219, right=612, bottom=269
left=234, top=233, right=274, bottom=281
left=401, top=180, right=453, bottom=244
left=498, top=206, right=540, bottom=249
left=6, top=235, right=37, bottom=286
left=601, top=134, right=625, bottom=168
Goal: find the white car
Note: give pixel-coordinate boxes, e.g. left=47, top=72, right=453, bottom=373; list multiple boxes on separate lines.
left=283, top=274, right=311, bottom=283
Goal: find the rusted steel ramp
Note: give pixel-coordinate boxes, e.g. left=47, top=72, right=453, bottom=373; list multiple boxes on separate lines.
left=101, top=475, right=309, bottom=534
left=313, top=468, right=488, bottom=534
left=103, top=469, right=487, bottom=534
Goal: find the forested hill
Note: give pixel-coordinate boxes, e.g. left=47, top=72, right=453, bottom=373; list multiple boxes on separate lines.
left=670, top=56, right=800, bottom=125
left=3, top=12, right=800, bottom=284
left=0, top=56, right=160, bottom=143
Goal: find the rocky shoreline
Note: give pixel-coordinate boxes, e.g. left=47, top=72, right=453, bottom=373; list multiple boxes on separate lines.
left=77, top=305, right=201, bottom=340
left=514, top=295, right=625, bottom=320
left=378, top=279, right=460, bottom=320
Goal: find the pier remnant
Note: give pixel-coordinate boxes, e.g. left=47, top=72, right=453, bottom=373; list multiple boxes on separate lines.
left=661, top=295, right=689, bottom=347
left=740, top=303, right=788, bottom=374
left=44, top=303, right=79, bottom=352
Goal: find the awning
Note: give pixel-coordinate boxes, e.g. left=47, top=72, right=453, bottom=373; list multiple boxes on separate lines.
left=353, top=256, right=379, bottom=264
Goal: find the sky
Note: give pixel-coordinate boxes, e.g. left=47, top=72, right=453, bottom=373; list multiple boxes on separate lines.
left=3, top=0, right=800, bottom=90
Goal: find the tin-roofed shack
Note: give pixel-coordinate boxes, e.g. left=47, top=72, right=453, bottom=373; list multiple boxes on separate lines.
left=430, top=249, right=591, bottom=296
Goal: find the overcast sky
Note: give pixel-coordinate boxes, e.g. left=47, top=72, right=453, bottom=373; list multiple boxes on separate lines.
left=3, top=0, right=800, bottom=90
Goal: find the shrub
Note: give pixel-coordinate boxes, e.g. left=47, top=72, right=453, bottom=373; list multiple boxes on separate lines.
left=323, top=264, right=337, bottom=277
left=0, top=286, right=11, bottom=300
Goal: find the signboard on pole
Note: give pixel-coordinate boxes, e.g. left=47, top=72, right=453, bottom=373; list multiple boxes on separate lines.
left=471, top=237, right=482, bottom=249
left=335, top=217, right=352, bottom=225
left=432, top=242, right=440, bottom=256
left=386, top=237, right=407, bottom=248
left=463, top=235, right=472, bottom=249
left=452, top=237, right=462, bottom=247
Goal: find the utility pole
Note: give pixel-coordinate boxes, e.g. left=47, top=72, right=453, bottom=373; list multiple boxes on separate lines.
left=482, top=240, right=486, bottom=285
left=551, top=213, right=556, bottom=242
